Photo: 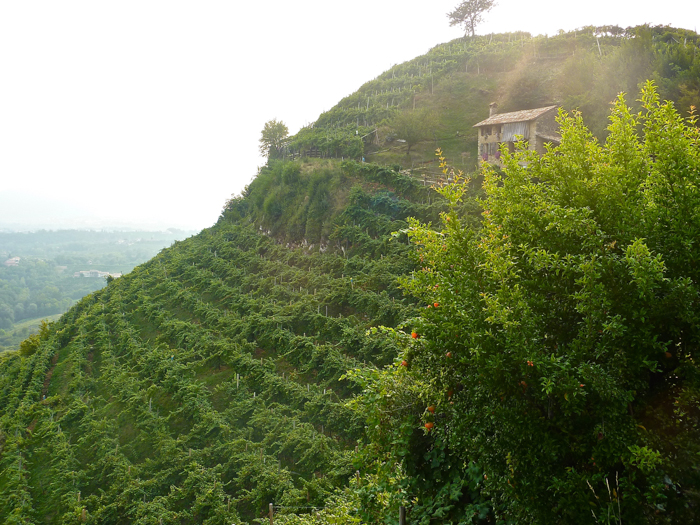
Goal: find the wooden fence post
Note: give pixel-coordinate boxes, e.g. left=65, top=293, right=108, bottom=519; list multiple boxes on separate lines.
left=399, top=505, right=406, bottom=525
left=269, top=503, right=274, bottom=525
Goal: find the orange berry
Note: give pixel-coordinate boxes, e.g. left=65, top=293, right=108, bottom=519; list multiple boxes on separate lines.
left=446, top=352, right=453, bottom=358
left=427, top=405, right=435, bottom=413
left=401, top=360, right=408, bottom=367
left=411, top=332, right=419, bottom=339
left=425, top=422, right=434, bottom=430
left=434, top=302, right=439, bottom=308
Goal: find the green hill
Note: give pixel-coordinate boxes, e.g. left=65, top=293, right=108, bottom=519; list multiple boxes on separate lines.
left=1, top=24, right=700, bottom=525
left=0, top=160, right=458, bottom=523
left=288, top=25, right=699, bottom=173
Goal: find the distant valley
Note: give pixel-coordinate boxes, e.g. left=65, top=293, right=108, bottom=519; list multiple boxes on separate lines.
left=0, top=229, right=195, bottom=352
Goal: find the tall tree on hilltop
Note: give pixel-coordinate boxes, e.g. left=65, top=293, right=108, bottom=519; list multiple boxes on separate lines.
left=448, top=0, right=496, bottom=37
left=259, top=119, right=289, bottom=158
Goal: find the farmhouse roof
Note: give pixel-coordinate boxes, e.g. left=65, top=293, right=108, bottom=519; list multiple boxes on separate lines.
left=473, top=105, right=558, bottom=127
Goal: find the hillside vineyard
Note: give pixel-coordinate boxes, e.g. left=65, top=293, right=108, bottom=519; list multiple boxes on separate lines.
left=0, top=162, right=447, bottom=523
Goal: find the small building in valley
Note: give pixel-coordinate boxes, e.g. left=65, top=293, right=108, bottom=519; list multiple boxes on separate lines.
left=4, top=257, right=20, bottom=267
left=474, top=103, right=560, bottom=165
left=73, top=270, right=122, bottom=279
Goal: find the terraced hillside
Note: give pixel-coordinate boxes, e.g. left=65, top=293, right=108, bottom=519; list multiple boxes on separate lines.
left=0, top=160, right=459, bottom=523
left=288, top=25, right=700, bottom=172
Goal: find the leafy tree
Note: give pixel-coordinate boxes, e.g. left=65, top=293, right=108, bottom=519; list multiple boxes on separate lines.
left=18, top=319, right=51, bottom=357
left=389, top=108, right=437, bottom=156
left=355, top=83, right=700, bottom=524
left=259, top=118, right=289, bottom=158
left=447, top=0, right=496, bottom=37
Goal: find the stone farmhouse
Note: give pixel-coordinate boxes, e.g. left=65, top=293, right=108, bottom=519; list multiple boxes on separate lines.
left=474, top=103, right=561, bottom=165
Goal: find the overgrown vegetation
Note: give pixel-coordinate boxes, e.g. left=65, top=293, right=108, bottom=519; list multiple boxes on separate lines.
left=349, top=83, right=700, bottom=524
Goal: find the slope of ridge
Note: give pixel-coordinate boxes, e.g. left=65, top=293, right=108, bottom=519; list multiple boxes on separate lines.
left=0, top=160, right=457, bottom=523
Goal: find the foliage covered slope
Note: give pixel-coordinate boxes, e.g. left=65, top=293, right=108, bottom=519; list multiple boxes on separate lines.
left=0, top=161, right=454, bottom=524
left=350, top=84, right=700, bottom=525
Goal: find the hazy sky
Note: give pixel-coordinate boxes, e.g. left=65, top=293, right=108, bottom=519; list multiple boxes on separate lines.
left=0, top=1, right=696, bottom=231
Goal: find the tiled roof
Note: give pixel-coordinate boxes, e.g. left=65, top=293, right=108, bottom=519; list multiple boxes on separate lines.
left=536, top=132, right=562, bottom=143
left=473, top=105, right=558, bottom=127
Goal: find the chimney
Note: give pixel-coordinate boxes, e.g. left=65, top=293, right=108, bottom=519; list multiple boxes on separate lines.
left=489, top=102, right=498, bottom=117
